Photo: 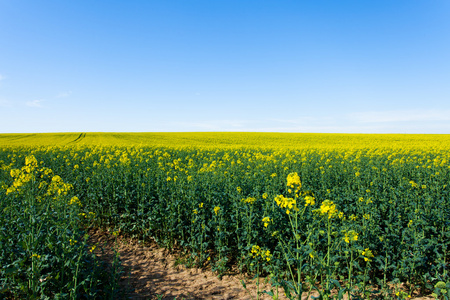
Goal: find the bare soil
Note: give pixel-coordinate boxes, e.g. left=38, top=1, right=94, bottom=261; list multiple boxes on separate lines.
left=88, top=229, right=434, bottom=300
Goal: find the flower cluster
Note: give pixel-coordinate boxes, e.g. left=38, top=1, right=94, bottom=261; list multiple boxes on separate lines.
left=46, top=175, right=73, bottom=197
left=304, top=195, right=315, bottom=207
left=6, top=155, right=39, bottom=195
left=275, top=195, right=297, bottom=214
left=343, top=230, right=358, bottom=243
left=241, top=197, right=256, bottom=204
left=69, top=196, right=82, bottom=206
left=262, top=217, right=271, bottom=227
left=213, top=206, right=220, bottom=215
left=286, top=172, right=301, bottom=188
left=250, top=245, right=272, bottom=262
left=314, top=200, right=338, bottom=219
left=361, top=248, right=374, bottom=262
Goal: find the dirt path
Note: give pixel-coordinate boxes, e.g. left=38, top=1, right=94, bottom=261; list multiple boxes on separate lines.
left=88, top=229, right=434, bottom=300
left=89, top=229, right=286, bottom=300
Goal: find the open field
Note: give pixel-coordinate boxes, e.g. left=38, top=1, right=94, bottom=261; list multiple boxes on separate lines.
left=2, top=132, right=450, bottom=148
left=1, top=132, right=449, bottom=299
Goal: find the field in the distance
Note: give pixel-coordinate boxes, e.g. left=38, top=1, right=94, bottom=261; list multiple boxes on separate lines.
left=1, top=132, right=450, bottom=149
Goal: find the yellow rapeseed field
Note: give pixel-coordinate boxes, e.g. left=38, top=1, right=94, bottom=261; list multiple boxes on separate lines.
left=1, top=132, right=449, bottom=299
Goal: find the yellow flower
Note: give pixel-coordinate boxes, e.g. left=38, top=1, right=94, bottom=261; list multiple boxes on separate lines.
left=409, top=180, right=418, bottom=188
left=274, top=195, right=296, bottom=210
left=199, top=202, right=204, bottom=208
left=286, top=172, right=301, bottom=189
left=214, top=206, right=220, bottom=215
left=250, top=245, right=272, bottom=261
left=242, top=197, right=256, bottom=204
left=318, top=200, right=337, bottom=219
left=69, top=196, right=82, bottom=206
left=251, top=245, right=261, bottom=257
left=304, top=195, right=315, bottom=207
left=263, top=250, right=272, bottom=261
left=262, top=217, right=271, bottom=227
left=343, top=230, right=358, bottom=243
left=25, top=155, right=38, bottom=167
left=193, top=209, right=198, bottom=214
left=361, top=248, right=374, bottom=261
left=262, top=193, right=268, bottom=199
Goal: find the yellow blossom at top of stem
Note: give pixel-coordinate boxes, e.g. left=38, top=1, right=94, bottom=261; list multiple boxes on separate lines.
left=318, top=200, right=338, bottom=219
left=25, top=155, right=38, bottom=167
left=409, top=180, right=418, bottom=188
left=286, top=172, right=301, bottom=189
left=262, top=250, right=272, bottom=261
left=242, top=197, right=257, bottom=204
left=250, top=245, right=261, bottom=257
left=250, top=245, right=272, bottom=261
left=262, top=217, right=271, bottom=227
left=343, top=230, right=358, bottom=243
left=304, top=195, right=315, bottom=207
left=361, top=248, right=374, bottom=261
left=214, top=206, right=220, bottom=215
left=69, top=196, right=82, bottom=206
left=274, top=195, right=296, bottom=211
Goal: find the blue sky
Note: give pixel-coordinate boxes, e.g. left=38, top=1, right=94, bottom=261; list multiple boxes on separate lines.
left=1, top=0, right=450, bottom=133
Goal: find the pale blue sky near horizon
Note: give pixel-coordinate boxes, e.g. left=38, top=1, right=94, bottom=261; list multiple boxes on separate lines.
left=1, top=0, right=450, bottom=134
